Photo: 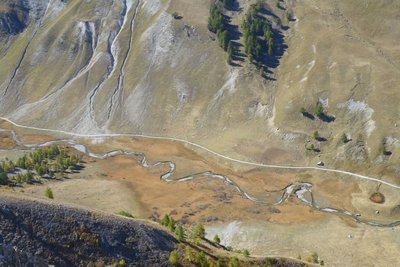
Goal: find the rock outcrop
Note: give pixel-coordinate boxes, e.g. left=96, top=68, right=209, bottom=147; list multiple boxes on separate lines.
left=0, top=196, right=175, bottom=266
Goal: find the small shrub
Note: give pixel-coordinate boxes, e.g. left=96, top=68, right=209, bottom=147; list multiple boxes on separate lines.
left=265, top=258, right=279, bottom=265
left=243, top=249, right=250, bottom=257
left=341, top=133, right=348, bottom=143
left=0, top=172, right=9, bottom=185
left=118, top=259, right=126, bottom=266
left=169, top=250, right=179, bottom=266
left=172, top=12, right=180, bottom=19
left=185, top=245, right=195, bottom=262
left=160, top=214, right=170, bottom=226
left=311, top=252, right=319, bottom=263
left=228, top=256, right=239, bottom=267
left=213, top=234, right=221, bottom=245
left=313, top=131, right=320, bottom=140
left=216, top=257, right=224, bottom=267
left=44, top=187, right=54, bottom=199
left=314, top=103, right=324, bottom=117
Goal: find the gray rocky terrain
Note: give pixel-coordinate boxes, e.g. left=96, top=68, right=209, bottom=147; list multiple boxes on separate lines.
left=0, top=195, right=175, bottom=266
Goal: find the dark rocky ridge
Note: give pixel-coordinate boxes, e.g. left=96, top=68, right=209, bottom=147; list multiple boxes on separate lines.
left=0, top=0, right=53, bottom=37
left=0, top=196, right=175, bottom=266
left=0, top=1, right=30, bottom=37
left=0, top=10, right=28, bottom=36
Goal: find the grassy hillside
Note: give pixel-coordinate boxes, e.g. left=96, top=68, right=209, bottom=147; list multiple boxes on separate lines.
left=0, top=0, right=399, bottom=176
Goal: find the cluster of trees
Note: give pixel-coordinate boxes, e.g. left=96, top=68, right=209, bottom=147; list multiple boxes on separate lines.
left=182, top=245, right=240, bottom=267
left=190, top=223, right=206, bottom=244
left=162, top=214, right=255, bottom=267
left=161, top=214, right=208, bottom=244
left=208, top=2, right=229, bottom=50
left=160, top=215, right=185, bottom=242
left=208, top=1, right=236, bottom=64
left=0, top=145, right=81, bottom=187
left=243, top=4, right=274, bottom=64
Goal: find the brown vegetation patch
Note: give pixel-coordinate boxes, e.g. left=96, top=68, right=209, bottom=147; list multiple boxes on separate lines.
left=0, top=131, right=16, bottom=149
left=369, top=192, right=385, bottom=204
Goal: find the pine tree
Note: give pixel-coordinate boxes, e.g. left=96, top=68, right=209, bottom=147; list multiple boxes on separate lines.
left=175, top=225, right=185, bottom=242
left=24, top=171, right=33, bottom=184
left=168, top=217, right=176, bottom=232
left=213, top=234, right=221, bottom=245
left=169, top=250, right=179, bottom=266
left=44, top=187, right=54, bottom=199
left=313, top=131, right=320, bottom=140
left=314, top=103, right=324, bottom=117
left=192, top=224, right=206, bottom=239
left=185, top=245, right=194, bottom=262
left=197, top=251, right=207, bottom=267
left=0, top=172, right=9, bottom=185
left=160, top=214, right=170, bottom=226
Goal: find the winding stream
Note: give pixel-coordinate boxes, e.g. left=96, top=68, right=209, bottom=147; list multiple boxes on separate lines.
left=2, top=128, right=400, bottom=228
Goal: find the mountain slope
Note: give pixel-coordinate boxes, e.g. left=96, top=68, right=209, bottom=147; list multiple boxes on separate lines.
left=0, top=0, right=399, bottom=175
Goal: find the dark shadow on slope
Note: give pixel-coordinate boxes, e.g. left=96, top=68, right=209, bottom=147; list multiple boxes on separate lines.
left=224, top=0, right=242, bottom=12
left=316, top=137, right=328, bottom=142
left=318, top=114, right=336, bottom=123
left=383, top=150, right=392, bottom=156
left=258, top=7, right=280, bottom=19
left=223, top=10, right=245, bottom=65
left=302, top=112, right=315, bottom=120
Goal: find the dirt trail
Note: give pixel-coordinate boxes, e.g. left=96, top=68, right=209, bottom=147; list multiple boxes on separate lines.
left=1, top=116, right=399, bottom=190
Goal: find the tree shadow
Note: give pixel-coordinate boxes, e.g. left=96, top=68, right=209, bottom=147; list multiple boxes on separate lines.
left=72, top=164, right=85, bottom=172
left=281, top=25, right=289, bottom=31
left=224, top=16, right=245, bottom=64
left=318, top=114, right=336, bottom=123
left=383, top=150, right=392, bottom=156
left=276, top=4, right=286, bottom=11
left=302, top=112, right=315, bottom=120
left=316, top=137, right=327, bottom=142
left=258, top=8, right=280, bottom=19
left=225, top=1, right=243, bottom=12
